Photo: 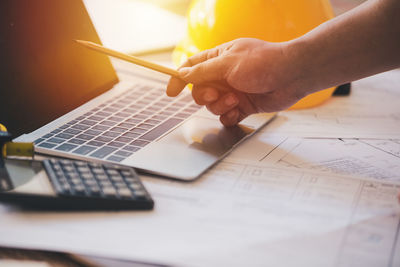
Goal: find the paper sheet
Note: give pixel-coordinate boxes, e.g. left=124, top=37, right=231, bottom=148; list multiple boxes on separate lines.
left=228, top=135, right=400, bottom=183
left=0, top=158, right=399, bottom=267
left=262, top=69, right=400, bottom=139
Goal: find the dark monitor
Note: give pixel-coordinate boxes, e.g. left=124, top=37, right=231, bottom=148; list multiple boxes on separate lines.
left=0, top=0, right=119, bottom=137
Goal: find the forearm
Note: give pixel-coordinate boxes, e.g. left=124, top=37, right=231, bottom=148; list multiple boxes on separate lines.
left=285, top=0, right=400, bottom=96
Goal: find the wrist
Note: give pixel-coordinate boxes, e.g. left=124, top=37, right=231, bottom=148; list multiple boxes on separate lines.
left=282, top=38, right=318, bottom=99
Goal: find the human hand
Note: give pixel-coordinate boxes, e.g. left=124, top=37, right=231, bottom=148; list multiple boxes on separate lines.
left=167, top=38, right=308, bottom=126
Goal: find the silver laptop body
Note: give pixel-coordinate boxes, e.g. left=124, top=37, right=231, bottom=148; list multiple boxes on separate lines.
left=2, top=0, right=275, bottom=181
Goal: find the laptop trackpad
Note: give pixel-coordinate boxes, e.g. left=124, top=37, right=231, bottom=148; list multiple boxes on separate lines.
left=128, top=116, right=255, bottom=180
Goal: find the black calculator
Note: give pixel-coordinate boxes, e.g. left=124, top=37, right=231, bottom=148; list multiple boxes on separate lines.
left=0, top=158, right=154, bottom=210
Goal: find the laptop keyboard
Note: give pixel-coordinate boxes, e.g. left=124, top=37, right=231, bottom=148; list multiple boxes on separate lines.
left=34, top=84, right=201, bottom=162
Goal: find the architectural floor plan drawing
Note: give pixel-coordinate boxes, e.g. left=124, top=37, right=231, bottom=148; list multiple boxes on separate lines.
left=0, top=159, right=399, bottom=267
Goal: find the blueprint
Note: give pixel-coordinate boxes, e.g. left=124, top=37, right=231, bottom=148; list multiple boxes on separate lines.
left=0, top=159, right=399, bottom=267
left=228, top=135, right=400, bottom=183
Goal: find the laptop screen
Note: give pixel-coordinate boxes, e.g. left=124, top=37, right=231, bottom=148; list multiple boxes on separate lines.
left=0, top=0, right=119, bottom=137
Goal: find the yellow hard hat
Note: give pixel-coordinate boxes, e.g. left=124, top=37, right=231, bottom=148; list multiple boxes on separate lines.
left=173, top=0, right=336, bottom=109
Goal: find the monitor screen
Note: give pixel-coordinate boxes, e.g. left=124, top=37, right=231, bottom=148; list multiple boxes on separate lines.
left=0, top=0, right=119, bottom=137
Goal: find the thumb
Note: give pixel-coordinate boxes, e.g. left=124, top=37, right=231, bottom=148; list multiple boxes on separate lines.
left=179, top=56, right=228, bottom=84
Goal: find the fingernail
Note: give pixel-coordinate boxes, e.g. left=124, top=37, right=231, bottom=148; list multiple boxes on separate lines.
left=203, top=91, right=217, bottom=102
left=179, top=67, right=190, bottom=77
left=225, top=95, right=238, bottom=106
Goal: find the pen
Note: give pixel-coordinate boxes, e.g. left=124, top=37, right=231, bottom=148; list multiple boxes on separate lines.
left=75, top=40, right=180, bottom=77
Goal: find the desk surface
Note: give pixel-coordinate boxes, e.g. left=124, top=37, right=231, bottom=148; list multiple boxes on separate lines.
left=3, top=1, right=394, bottom=267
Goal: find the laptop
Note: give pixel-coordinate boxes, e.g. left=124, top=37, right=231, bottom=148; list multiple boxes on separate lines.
left=0, top=0, right=275, bottom=181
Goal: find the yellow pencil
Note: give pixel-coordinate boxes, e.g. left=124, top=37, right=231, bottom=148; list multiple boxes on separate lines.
left=75, top=40, right=179, bottom=77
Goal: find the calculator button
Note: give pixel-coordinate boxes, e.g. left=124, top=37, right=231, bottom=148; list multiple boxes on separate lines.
left=102, top=187, right=117, bottom=197
left=89, top=186, right=101, bottom=195
left=96, top=174, right=108, bottom=181
left=107, top=169, right=119, bottom=175
left=70, top=178, right=82, bottom=185
left=92, top=168, right=105, bottom=175
left=99, top=181, right=112, bottom=187
left=88, top=162, right=101, bottom=168
left=67, top=172, right=79, bottom=179
left=134, top=190, right=146, bottom=198
left=85, top=180, right=98, bottom=187
left=118, top=188, right=132, bottom=198
left=74, top=185, right=86, bottom=195
left=81, top=173, right=93, bottom=180
left=77, top=166, right=90, bottom=173
left=110, top=175, right=123, bottom=183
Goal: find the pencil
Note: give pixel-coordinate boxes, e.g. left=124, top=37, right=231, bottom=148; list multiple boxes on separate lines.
left=75, top=40, right=179, bottom=77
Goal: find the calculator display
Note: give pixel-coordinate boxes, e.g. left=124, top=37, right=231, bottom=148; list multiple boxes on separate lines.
left=0, top=159, right=56, bottom=196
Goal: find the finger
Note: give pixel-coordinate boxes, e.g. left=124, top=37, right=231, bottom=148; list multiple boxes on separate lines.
left=185, top=47, right=221, bottom=66
left=191, top=85, right=219, bottom=106
left=166, top=60, right=193, bottom=97
left=206, top=93, right=239, bottom=115
left=166, top=43, right=231, bottom=97
left=219, top=108, right=240, bottom=127
left=179, top=56, right=228, bottom=84
left=167, top=77, right=188, bottom=97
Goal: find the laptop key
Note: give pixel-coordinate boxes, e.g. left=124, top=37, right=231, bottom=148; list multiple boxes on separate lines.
left=55, top=133, right=74, bottom=139
left=122, top=132, right=141, bottom=139
left=72, top=145, right=97, bottom=155
left=43, top=133, right=54, bottom=139
left=140, top=118, right=183, bottom=141
left=87, top=140, right=105, bottom=147
left=145, top=119, right=161, bottom=125
left=123, top=145, right=140, bottom=152
left=95, top=136, right=113, bottom=143
left=90, top=146, right=117, bottom=159
left=118, top=123, right=135, bottom=129
left=131, top=128, right=147, bottom=134
left=50, top=129, right=62, bottom=134
left=69, top=138, right=86, bottom=145
left=110, top=127, right=127, bottom=133
left=103, top=131, right=120, bottom=138
left=115, top=137, right=133, bottom=143
left=59, top=124, right=69, bottom=129
left=115, top=112, right=131, bottom=117
left=103, top=107, right=118, bottom=113
left=64, top=128, right=82, bottom=135
left=175, top=113, right=191, bottom=119
left=92, top=125, right=110, bottom=131
left=137, top=123, right=153, bottom=130
left=130, top=140, right=149, bottom=147
left=34, top=138, right=45, bottom=144
left=76, top=134, right=94, bottom=140
left=108, top=141, right=125, bottom=148
left=108, top=116, right=125, bottom=122
left=71, top=124, right=90, bottom=130
left=38, top=142, right=57, bottom=149
left=125, top=118, right=141, bottom=124
left=84, top=129, right=102, bottom=136
left=55, top=143, right=78, bottom=152
left=100, top=120, right=117, bottom=126
left=107, top=155, right=125, bottom=162
left=95, top=111, right=112, bottom=117
left=115, top=150, right=133, bottom=157
left=47, top=137, right=65, bottom=144
left=87, top=115, right=103, bottom=121
left=80, top=119, right=97, bottom=126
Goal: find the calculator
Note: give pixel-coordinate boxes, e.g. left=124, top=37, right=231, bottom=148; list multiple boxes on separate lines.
left=0, top=158, right=154, bottom=210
